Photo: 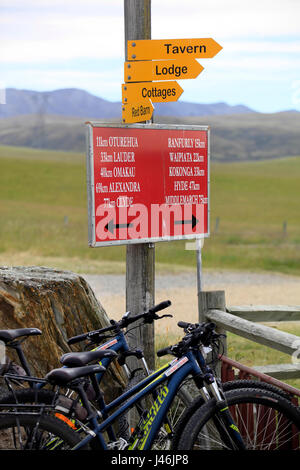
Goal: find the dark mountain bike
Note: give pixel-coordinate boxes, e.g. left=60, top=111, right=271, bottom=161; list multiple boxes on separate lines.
left=0, top=320, right=299, bottom=450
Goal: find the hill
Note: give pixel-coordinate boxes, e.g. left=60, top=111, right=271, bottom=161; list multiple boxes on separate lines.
left=155, top=112, right=300, bottom=161
left=0, top=111, right=300, bottom=161
left=0, top=88, right=255, bottom=120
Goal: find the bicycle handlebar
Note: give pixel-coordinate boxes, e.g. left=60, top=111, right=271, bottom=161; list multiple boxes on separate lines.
left=156, top=321, right=220, bottom=358
left=177, top=321, right=192, bottom=330
left=150, top=300, right=171, bottom=313
left=67, top=300, right=172, bottom=346
left=156, top=346, right=173, bottom=358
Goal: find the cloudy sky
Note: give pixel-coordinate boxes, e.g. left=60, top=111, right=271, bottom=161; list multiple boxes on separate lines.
left=1, top=0, right=300, bottom=113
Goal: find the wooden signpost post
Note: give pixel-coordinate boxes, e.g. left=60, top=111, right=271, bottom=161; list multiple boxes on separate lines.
left=86, top=0, right=222, bottom=369
left=123, top=0, right=155, bottom=370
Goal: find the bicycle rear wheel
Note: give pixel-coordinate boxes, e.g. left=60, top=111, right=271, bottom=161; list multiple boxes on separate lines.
left=0, top=413, right=86, bottom=450
left=177, top=388, right=300, bottom=450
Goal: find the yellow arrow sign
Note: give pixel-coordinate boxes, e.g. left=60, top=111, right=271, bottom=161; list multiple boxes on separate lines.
left=122, top=81, right=184, bottom=103
left=122, top=100, right=154, bottom=123
left=124, top=59, right=204, bottom=83
left=127, top=38, right=222, bottom=61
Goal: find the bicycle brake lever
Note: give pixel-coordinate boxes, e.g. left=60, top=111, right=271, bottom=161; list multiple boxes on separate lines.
left=144, top=313, right=173, bottom=324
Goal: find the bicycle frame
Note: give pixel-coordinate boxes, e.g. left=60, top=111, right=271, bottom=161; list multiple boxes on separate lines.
left=2, top=330, right=245, bottom=450
left=93, top=331, right=148, bottom=379
left=3, top=329, right=172, bottom=443
left=83, top=332, right=173, bottom=443
left=72, top=350, right=205, bottom=450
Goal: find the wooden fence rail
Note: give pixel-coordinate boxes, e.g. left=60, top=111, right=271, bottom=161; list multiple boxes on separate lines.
left=198, top=291, right=300, bottom=381
left=227, top=305, right=300, bottom=323
left=206, top=308, right=300, bottom=356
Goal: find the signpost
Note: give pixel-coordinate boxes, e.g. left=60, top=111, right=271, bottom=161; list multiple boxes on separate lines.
left=122, top=37, right=222, bottom=124
left=127, top=38, right=223, bottom=60
left=122, top=99, right=154, bottom=123
left=122, top=81, right=184, bottom=104
left=86, top=123, right=209, bottom=247
left=124, top=59, right=204, bottom=82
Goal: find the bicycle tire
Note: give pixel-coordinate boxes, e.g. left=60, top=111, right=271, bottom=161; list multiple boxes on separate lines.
left=223, top=379, right=291, bottom=400
left=0, top=413, right=87, bottom=450
left=177, top=388, right=300, bottom=450
left=171, top=378, right=292, bottom=449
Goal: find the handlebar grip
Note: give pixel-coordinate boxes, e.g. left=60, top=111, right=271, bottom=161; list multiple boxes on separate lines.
left=67, top=333, right=89, bottom=345
left=151, top=300, right=171, bottom=314
left=177, top=321, right=192, bottom=330
left=156, top=346, right=172, bottom=357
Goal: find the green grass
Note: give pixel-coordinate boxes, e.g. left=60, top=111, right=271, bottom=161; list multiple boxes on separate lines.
left=0, top=145, right=299, bottom=274
left=226, top=322, right=300, bottom=390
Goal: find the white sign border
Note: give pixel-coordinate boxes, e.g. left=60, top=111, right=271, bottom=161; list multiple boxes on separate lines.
left=85, top=122, right=210, bottom=247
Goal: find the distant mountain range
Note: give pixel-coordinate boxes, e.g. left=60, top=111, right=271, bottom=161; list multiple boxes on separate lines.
left=0, top=88, right=255, bottom=120
left=0, top=88, right=299, bottom=162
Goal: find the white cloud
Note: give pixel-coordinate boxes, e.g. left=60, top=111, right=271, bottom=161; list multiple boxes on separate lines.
left=1, top=0, right=300, bottom=64
left=1, top=0, right=300, bottom=111
left=224, top=40, right=300, bottom=54
left=152, top=0, right=300, bottom=38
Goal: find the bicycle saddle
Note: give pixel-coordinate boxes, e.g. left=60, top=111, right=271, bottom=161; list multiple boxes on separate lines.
left=60, top=348, right=117, bottom=367
left=46, top=364, right=106, bottom=386
left=0, top=328, right=42, bottom=344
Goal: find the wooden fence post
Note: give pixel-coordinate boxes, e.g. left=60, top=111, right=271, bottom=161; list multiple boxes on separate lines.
left=198, top=290, right=227, bottom=376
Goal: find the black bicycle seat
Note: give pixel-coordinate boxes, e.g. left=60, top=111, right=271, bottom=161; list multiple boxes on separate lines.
left=0, top=328, right=42, bottom=344
left=46, top=364, right=106, bottom=386
left=60, top=348, right=117, bottom=367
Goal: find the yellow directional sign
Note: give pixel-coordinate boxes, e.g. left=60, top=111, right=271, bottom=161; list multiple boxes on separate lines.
left=122, top=99, right=154, bottom=123
left=127, top=38, right=222, bottom=61
left=122, top=81, right=184, bottom=103
left=124, top=59, right=204, bottom=83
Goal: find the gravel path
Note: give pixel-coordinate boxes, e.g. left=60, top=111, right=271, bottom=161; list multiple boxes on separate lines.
left=82, top=270, right=300, bottom=332
left=83, top=270, right=300, bottom=298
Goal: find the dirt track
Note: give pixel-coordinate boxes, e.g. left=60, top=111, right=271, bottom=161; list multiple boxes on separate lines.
left=83, top=270, right=300, bottom=335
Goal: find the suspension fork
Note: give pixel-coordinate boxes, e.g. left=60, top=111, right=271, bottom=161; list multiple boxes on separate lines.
left=193, top=349, right=246, bottom=450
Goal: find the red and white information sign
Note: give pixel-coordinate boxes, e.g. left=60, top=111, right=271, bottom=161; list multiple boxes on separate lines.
left=86, top=123, right=209, bottom=246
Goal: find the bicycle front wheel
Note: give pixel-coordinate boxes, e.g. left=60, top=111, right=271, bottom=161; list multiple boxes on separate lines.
left=177, top=388, right=300, bottom=450
left=171, top=378, right=292, bottom=449
left=0, top=413, right=86, bottom=450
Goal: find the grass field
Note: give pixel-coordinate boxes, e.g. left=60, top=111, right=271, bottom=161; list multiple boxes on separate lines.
left=1, top=144, right=299, bottom=275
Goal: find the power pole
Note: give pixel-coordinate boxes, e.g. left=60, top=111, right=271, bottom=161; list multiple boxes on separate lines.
left=124, top=1, right=156, bottom=370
